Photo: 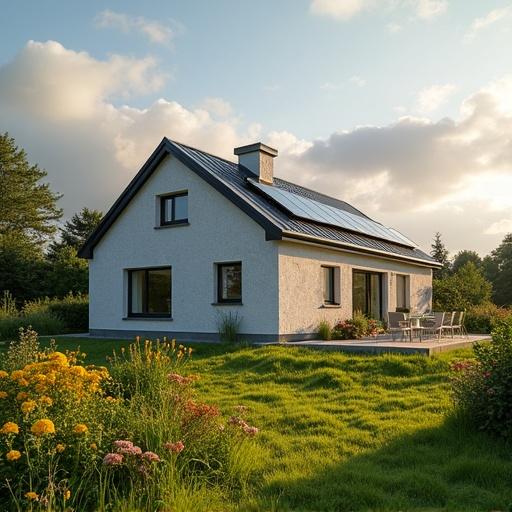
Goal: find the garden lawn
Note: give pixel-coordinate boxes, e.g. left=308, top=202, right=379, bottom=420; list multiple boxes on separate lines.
left=36, top=337, right=512, bottom=511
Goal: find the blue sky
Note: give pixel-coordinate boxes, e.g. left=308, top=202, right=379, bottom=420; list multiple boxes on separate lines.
left=1, top=1, right=512, bottom=255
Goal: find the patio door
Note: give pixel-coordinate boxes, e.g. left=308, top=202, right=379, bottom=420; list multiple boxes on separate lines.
left=352, top=270, right=382, bottom=319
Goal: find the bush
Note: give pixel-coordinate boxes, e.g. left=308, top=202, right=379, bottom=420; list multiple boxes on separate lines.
left=0, top=311, right=65, bottom=340
left=318, top=320, right=332, bottom=341
left=217, top=311, right=242, bottom=343
left=331, top=313, right=383, bottom=340
left=464, top=302, right=512, bottom=334
left=451, top=320, right=512, bottom=439
left=48, top=294, right=88, bottom=331
left=0, top=331, right=259, bottom=510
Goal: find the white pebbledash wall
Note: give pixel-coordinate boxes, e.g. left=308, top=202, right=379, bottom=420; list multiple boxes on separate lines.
left=277, top=241, right=432, bottom=337
left=89, top=154, right=279, bottom=339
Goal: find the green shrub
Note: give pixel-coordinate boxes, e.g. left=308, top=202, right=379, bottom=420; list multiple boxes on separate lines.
left=48, top=294, right=88, bottom=331
left=0, top=311, right=65, bottom=340
left=451, top=320, right=512, bottom=438
left=331, top=313, right=384, bottom=340
left=217, top=311, right=242, bottom=343
left=318, top=320, right=332, bottom=341
left=464, top=302, right=512, bottom=334
left=0, top=291, right=17, bottom=319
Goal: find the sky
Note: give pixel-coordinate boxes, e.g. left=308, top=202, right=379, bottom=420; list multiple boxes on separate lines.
left=1, top=0, right=512, bottom=257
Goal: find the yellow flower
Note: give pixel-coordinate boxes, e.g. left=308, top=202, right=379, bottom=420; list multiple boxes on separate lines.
left=0, top=391, right=8, bottom=399
left=73, top=423, right=88, bottom=434
left=56, top=443, right=65, bottom=453
left=6, top=450, right=21, bottom=461
left=0, top=370, right=8, bottom=379
left=39, top=396, right=53, bottom=406
left=31, top=419, right=55, bottom=436
left=1, top=422, right=19, bottom=435
left=11, top=370, right=24, bottom=380
left=21, top=400, right=37, bottom=414
left=89, top=442, right=97, bottom=450
left=48, top=352, right=68, bottom=365
left=64, top=490, right=71, bottom=500
left=16, top=391, right=28, bottom=401
left=25, top=491, right=38, bottom=501
left=18, top=377, right=29, bottom=387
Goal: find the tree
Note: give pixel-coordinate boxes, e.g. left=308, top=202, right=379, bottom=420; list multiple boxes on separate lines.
left=483, top=233, right=512, bottom=306
left=0, top=132, right=62, bottom=243
left=433, top=262, right=492, bottom=311
left=48, top=207, right=102, bottom=258
left=452, top=250, right=482, bottom=274
left=43, top=245, right=88, bottom=297
left=430, top=232, right=450, bottom=278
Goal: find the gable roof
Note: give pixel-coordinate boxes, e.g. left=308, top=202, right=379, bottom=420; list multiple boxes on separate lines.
left=78, top=137, right=440, bottom=267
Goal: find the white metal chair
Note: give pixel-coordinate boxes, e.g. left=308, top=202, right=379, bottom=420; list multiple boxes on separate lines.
left=388, top=312, right=411, bottom=341
left=442, top=312, right=455, bottom=338
left=451, top=311, right=467, bottom=337
left=422, top=312, right=445, bottom=341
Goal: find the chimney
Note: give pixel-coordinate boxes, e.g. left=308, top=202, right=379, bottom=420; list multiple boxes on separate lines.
left=234, top=142, right=278, bottom=185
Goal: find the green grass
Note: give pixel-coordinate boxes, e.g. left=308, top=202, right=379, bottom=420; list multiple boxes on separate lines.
left=20, top=337, right=512, bottom=511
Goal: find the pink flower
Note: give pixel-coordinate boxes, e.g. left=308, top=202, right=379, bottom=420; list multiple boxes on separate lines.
left=164, top=441, right=185, bottom=454
left=103, top=453, right=123, bottom=466
left=243, top=426, right=259, bottom=436
left=168, top=373, right=192, bottom=385
left=228, top=416, right=248, bottom=428
left=114, top=440, right=134, bottom=450
left=114, top=440, right=142, bottom=455
left=141, top=451, right=160, bottom=462
left=234, top=405, right=248, bottom=414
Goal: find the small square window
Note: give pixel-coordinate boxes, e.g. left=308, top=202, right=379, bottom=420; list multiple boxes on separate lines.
left=217, top=262, right=242, bottom=303
left=160, top=192, right=188, bottom=226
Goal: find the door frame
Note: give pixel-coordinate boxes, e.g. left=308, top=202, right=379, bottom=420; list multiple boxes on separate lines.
left=352, top=269, right=383, bottom=319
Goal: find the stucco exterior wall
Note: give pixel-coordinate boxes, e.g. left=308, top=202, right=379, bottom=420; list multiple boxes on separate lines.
left=89, top=155, right=279, bottom=338
left=277, top=240, right=433, bottom=336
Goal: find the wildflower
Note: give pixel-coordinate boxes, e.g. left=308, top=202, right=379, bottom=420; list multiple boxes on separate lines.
left=234, top=405, right=249, bottom=414
left=18, top=378, right=29, bottom=387
left=103, top=453, right=123, bottom=466
left=64, top=490, right=71, bottom=500
left=39, top=396, right=53, bottom=406
left=90, top=443, right=97, bottom=451
left=1, top=422, right=19, bottom=435
left=0, top=391, right=7, bottom=399
left=73, top=423, right=88, bottom=434
left=243, top=426, right=259, bottom=436
left=6, top=450, right=21, bottom=461
left=56, top=443, right=66, bottom=453
left=21, top=400, right=37, bottom=414
left=31, top=419, right=55, bottom=436
left=0, top=370, right=8, bottom=378
left=11, top=370, right=24, bottom=380
left=16, top=391, right=28, bottom=401
left=48, top=352, right=68, bottom=365
left=141, top=451, right=160, bottom=462
left=114, top=440, right=141, bottom=455
left=164, top=441, right=184, bottom=454
left=25, top=491, right=38, bottom=501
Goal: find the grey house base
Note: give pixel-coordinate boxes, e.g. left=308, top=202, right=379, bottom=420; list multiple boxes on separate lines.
left=89, top=329, right=319, bottom=343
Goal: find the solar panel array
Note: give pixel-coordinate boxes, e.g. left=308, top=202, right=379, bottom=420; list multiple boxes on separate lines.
left=248, top=178, right=416, bottom=248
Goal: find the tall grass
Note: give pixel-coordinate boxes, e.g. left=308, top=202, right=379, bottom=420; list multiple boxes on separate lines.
left=216, top=311, right=242, bottom=343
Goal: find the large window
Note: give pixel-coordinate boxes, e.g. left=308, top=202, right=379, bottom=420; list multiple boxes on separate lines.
left=217, top=262, right=242, bottom=303
left=352, top=270, right=382, bottom=319
left=396, top=274, right=408, bottom=310
left=322, top=266, right=340, bottom=305
left=160, top=192, right=188, bottom=226
left=128, top=267, right=172, bottom=317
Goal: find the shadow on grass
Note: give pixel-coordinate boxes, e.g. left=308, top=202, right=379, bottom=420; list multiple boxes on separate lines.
left=255, top=415, right=512, bottom=512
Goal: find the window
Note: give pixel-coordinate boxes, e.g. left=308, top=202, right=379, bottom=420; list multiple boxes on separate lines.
left=352, top=270, right=382, bottom=319
left=396, top=274, right=408, bottom=310
left=322, top=266, right=340, bottom=305
left=160, top=192, right=188, bottom=226
left=128, top=267, right=172, bottom=317
left=217, top=262, right=242, bottom=303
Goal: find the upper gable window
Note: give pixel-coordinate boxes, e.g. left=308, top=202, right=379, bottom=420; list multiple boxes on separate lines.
left=160, top=192, right=188, bottom=226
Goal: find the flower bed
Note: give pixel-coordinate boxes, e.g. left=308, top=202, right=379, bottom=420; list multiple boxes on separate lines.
left=0, top=329, right=258, bottom=510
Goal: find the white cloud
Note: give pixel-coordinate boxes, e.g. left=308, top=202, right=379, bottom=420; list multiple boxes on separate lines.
left=485, top=218, right=512, bottom=235
left=199, top=97, right=233, bottom=118
left=310, top=0, right=447, bottom=21
left=349, top=75, right=366, bottom=87
left=416, top=83, right=456, bottom=113
left=95, top=10, right=176, bottom=45
left=465, top=6, right=512, bottom=41
left=387, top=22, right=403, bottom=33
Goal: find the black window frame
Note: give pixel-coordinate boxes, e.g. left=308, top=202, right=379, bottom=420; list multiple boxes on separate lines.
left=216, top=262, right=242, bottom=304
left=160, top=191, right=188, bottom=226
left=127, top=266, right=172, bottom=318
left=352, top=270, right=383, bottom=319
left=322, top=265, right=339, bottom=305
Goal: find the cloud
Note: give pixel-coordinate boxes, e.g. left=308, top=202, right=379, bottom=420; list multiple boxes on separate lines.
left=199, top=97, right=233, bottom=118
left=310, top=0, right=447, bottom=21
left=349, top=75, right=366, bottom=87
left=465, top=6, right=512, bottom=41
left=415, top=83, right=456, bottom=113
left=485, top=218, right=512, bottom=235
left=95, top=10, right=177, bottom=45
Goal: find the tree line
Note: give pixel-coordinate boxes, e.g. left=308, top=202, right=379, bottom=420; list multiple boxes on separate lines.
left=0, top=133, right=102, bottom=303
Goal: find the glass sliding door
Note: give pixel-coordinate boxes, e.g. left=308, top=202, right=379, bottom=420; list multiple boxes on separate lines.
left=352, top=270, right=382, bottom=319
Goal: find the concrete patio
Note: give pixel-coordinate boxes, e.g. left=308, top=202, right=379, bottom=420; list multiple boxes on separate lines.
left=278, top=334, right=490, bottom=356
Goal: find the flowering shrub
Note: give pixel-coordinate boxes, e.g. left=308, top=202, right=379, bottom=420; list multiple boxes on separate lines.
left=0, top=330, right=259, bottom=510
left=451, top=320, right=512, bottom=438
left=330, top=313, right=383, bottom=340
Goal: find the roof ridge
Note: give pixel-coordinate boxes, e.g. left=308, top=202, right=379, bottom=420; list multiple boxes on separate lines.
left=166, top=138, right=238, bottom=166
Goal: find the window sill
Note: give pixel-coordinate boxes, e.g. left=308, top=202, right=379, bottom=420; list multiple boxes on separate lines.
left=320, top=304, right=341, bottom=309
left=154, top=222, right=190, bottom=230
left=122, top=316, right=173, bottom=321
left=211, top=302, right=243, bottom=306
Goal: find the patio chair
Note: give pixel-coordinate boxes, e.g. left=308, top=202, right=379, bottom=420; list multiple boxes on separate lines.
left=451, top=311, right=467, bottom=337
left=388, top=312, right=411, bottom=342
left=421, top=312, right=445, bottom=341
left=442, top=312, right=455, bottom=338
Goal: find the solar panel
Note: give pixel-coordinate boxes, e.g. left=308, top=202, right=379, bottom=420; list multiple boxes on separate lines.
left=248, top=178, right=417, bottom=248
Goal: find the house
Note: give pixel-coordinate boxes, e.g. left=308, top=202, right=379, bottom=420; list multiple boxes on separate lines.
left=79, top=138, right=441, bottom=341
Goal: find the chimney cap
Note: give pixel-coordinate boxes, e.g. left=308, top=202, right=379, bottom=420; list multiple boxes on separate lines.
left=234, top=142, right=278, bottom=157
